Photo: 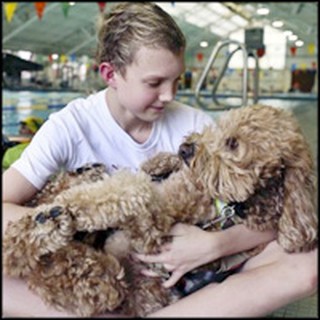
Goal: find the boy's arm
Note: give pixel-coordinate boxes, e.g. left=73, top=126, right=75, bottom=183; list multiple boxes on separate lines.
left=2, top=167, right=39, bottom=235
left=147, top=242, right=317, bottom=317
left=136, top=222, right=276, bottom=287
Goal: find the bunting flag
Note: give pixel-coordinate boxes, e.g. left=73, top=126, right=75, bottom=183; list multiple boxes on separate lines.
left=291, top=63, right=297, bottom=71
left=290, top=46, right=297, bottom=56
left=256, top=47, right=265, bottom=58
left=97, top=2, right=106, bottom=12
left=60, top=54, right=68, bottom=63
left=307, top=43, right=316, bottom=55
left=61, top=2, right=70, bottom=18
left=69, top=53, right=76, bottom=62
left=4, top=2, right=18, bottom=23
left=34, top=2, right=46, bottom=20
left=300, top=63, right=307, bottom=71
left=196, top=52, right=204, bottom=62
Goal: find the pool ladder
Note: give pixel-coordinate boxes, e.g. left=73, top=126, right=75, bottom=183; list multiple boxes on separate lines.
left=195, top=39, right=260, bottom=111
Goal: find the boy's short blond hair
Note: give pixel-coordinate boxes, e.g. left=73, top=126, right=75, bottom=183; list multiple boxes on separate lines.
left=96, top=2, right=186, bottom=75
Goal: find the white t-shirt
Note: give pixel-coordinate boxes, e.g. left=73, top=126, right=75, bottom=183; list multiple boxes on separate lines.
left=12, top=89, right=214, bottom=189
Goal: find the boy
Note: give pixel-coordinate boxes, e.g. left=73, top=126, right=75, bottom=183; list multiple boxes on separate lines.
left=2, top=2, right=317, bottom=317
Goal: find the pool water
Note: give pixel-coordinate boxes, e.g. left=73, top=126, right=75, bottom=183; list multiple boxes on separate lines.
left=2, top=90, right=317, bottom=165
left=2, top=90, right=85, bottom=136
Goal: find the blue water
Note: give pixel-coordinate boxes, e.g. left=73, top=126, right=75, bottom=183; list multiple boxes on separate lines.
left=2, top=89, right=317, bottom=154
left=2, top=90, right=85, bottom=136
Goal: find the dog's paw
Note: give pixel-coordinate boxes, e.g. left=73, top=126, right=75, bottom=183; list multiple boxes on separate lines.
left=74, top=162, right=108, bottom=182
left=34, top=205, right=65, bottom=223
left=31, top=205, right=76, bottom=255
left=141, top=152, right=182, bottom=182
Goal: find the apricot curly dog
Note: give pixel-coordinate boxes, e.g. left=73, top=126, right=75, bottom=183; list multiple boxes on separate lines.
left=3, top=104, right=317, bottom=317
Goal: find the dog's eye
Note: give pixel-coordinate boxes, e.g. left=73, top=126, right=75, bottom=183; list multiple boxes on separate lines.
left=225, top=137, right=238, bottom=150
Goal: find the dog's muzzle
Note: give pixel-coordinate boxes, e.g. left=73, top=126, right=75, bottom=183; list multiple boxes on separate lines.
left=178, top=142, right=195, bottom=165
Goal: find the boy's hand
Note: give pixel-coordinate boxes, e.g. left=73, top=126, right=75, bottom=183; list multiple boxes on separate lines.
left=135, top=223, right=218, bottom=288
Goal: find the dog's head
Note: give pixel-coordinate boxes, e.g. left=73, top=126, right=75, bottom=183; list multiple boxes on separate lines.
left=179, top=104, right=317, bottom=252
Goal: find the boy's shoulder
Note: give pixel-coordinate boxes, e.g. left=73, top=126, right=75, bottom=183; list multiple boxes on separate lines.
left=55, top=90, right=106, bottom=116
left=47, top=89, right=107, bottom=127
left=68, top=89, right=106, bottom=109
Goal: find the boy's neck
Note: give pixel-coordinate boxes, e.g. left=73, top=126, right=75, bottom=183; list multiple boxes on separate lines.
left=105, top=89, right=153, bottom=144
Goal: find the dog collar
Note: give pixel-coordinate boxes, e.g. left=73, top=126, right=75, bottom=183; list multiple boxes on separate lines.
left=201, top=199, right=236, bottom=230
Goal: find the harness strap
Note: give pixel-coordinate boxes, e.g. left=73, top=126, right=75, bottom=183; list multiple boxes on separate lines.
left=201, top=199, right=244, bottom=230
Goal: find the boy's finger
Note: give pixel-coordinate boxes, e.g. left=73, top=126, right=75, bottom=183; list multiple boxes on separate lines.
left=162, top=271, right=182, bottom=288
left=140, top=268, right=161, bottom=278
left=134, top=252, right=166, bottom=263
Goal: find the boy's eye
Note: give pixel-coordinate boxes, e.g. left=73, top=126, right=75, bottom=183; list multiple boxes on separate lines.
left=148, top=82, right=161, bottom=88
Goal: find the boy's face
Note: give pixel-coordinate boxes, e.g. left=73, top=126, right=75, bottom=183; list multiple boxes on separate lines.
left=112, top=46, right=185, bottom=123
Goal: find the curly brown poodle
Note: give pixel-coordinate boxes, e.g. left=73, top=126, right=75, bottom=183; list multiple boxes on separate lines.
left=3, top=104, right=317, bottom=317
left=3, top=155, right=218, bottom=316
left=179, top=104, right=318, bottom=253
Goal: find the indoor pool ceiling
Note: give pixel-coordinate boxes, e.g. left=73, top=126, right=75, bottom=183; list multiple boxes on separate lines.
left=2, top=2, right=318, bottom=61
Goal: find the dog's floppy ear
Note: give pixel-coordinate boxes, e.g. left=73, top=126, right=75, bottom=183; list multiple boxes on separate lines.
left=277, top=157, right=317, bottom=253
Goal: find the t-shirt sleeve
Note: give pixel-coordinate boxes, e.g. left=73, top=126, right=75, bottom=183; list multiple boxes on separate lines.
left=11, top=114, right=73, bottom=189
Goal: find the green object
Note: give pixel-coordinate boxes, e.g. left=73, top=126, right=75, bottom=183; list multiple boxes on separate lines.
left=2, top=142, right=29, bottom=170
left=20, top=116, right=44, bottom=134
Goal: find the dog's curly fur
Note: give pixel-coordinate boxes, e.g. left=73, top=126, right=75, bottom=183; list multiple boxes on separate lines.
left=3, top=104, right=317, bottom=316
left=179, top=104, right=318, bottom=252
left=3, top=155, right=217, bottom=316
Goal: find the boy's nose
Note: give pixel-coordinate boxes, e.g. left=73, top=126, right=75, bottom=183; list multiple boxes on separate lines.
left=159, top=87, right=175, bottom=103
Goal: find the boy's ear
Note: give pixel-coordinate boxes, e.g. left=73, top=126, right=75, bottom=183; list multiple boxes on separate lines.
left=99, top=62, right=117, bottom=88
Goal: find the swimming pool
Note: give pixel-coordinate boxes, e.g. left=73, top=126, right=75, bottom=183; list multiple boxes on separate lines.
left=2, top=90, right=85, bottom=136
left=2, top=90, right=318, bottom=164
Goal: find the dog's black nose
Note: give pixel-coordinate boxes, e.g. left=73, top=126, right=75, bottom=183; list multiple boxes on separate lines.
left=178, top=143, right=195, bottom=164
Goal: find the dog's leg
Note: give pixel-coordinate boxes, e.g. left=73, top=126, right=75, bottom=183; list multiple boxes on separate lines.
left=3, top=171, right=162, bottom=280
left=28, top=242, right=128, bottom=316
left=3, top=204, right=75, bottom=278
left=27, top=163, right=108, bottom=207
left=39, top=172, right=155, bottom=230
left=119, top=263, right=178, bottom=317
left=40, top=172, right=165, bottom=253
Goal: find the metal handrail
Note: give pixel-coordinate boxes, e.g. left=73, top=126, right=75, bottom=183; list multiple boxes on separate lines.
left=249, top=49, right=260, bottom=104
left=211, top=45, right=243, bottom=108
left=195, top=39, right=250, bottom=111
